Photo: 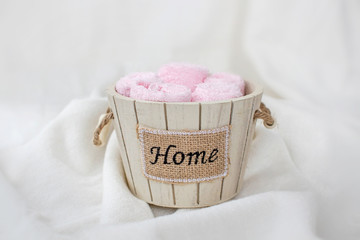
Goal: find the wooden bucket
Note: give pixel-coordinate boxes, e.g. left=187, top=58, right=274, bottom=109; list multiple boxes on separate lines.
left=106, top=80, right=263, bottom=208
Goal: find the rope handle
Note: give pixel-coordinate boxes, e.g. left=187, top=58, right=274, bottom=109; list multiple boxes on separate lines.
left=93, top=102, right=275, bottom=146
left=93, top=107, right=114, bottom=146
left=253, top=102, right=276, bottom=129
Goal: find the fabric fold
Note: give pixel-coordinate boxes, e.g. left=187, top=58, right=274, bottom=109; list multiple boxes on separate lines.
left=129, top=82, right=192, bottom=102
left=157, top=63, right=209, bottom=91
left=115, top=72, right=159, bottom=97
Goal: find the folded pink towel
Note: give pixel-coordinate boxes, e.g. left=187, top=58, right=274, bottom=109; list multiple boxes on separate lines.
left=192, top=81, right=243, bottom=102
left=129, top=82, right=192, bottom=102
left=115, top=72, right=159, bottom=97
left=115, top=65, right=246, bottom=102
left=206, top=72, right=245, bottom=95
left=158, top=63, right=209, bottom=91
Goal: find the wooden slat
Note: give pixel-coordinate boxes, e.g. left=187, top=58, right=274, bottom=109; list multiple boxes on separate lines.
left=165, top=102, right=200, bottom=207
left=221, top=98, right=254, bottom=200
left=135, top=101, right=173, bottom=206
left=198, top=101, right=232, bottom=206
left=236, top=93, right=262, bottom=193
left=112, top=96, right=152, bottom=202
left=108, top=95, right=136, bottom=195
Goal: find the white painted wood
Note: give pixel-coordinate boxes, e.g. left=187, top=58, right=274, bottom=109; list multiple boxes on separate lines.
left=111, top=94, right=153, bottom=202
left=107, top=95, right=136, bottom=195
left=236, top=90, right=263, bottom=193
left=106, top=80, right=264, bottom=208
left=135, top=101, right=173, bottom=206
left=165, top=103, right=200, bottom=207
left=221, top=98, right=254, bottom=200
left=198, top=101, right=232, bottom=206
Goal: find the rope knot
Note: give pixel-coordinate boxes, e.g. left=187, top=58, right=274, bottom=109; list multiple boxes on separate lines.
left=254, top=102, right=275, bottom=129
left=93, top=107, right=114, bottom=146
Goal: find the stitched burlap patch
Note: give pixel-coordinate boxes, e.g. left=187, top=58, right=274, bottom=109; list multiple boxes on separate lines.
left=138, top=125, right=230, bottom=183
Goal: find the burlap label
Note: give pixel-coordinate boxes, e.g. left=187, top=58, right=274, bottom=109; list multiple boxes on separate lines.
left=138, top=125, right=230, bottom=183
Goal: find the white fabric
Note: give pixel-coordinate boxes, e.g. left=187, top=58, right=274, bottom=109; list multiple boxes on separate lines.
left=1, top=0, right=360, bottom=239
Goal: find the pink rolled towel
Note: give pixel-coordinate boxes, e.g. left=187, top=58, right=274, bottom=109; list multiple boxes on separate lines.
left=115, top=72, right=159, bottom=97
left=130, top=82, right=192, bottom=102
left=205, top=72, right=245, bottom=95
left=158, top=63, right=209, bottom=91
left=192, top=81, right=243, bottom=102
left=115, top=67, right=246, bottom=102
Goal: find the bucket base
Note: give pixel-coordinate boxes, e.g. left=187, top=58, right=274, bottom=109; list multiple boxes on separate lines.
left=138, top=191, right=240, bottom=209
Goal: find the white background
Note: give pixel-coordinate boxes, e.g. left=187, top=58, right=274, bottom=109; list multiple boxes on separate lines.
left=0, top=0, right=360, bottom=239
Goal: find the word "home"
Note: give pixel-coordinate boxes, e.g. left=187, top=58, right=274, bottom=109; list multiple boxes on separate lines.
left=149, top=145, right=219, bottom=165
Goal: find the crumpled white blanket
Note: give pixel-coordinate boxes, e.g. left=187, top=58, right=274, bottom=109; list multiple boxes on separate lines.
left=1, top=0, right=360, bottom=239
left=1, top=95, right=359, bottom=240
